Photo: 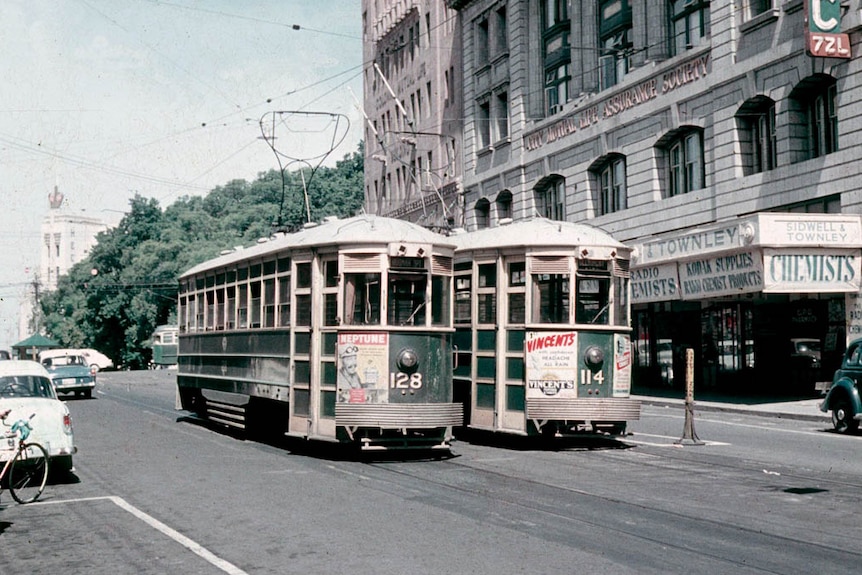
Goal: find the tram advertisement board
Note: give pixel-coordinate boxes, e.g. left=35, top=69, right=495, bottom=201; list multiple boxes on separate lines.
left=525, top=331, right=579, bottom=399
left=613, top=334, right=632, bottom=396
left=337, top=332, right=389, bottom=404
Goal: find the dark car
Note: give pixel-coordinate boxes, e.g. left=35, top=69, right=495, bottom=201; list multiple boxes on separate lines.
left=820, top=338, right=862, bottom=433
left=41, top=354, right=96, bottom=399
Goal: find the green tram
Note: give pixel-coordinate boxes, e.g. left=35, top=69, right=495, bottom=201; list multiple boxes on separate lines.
left=451, top=218, right=641, bottom=437
left=175, top=215, right=462, bottom=451
left=150, top=325, right=178, bottom=367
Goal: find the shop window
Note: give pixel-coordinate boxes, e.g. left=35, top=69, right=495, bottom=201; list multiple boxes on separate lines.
left=670, top=0, right=710, bottom=55
left=592, top=154, right=627, bottom=215
left=598, top=0, right=632, bottom=90
left=736, top=97, right=777, bottom=175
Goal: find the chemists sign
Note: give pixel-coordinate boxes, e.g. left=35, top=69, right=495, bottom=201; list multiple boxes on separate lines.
left=763, top=248, right=861, bottom=292
left=805, top=0, right=851, bottom=58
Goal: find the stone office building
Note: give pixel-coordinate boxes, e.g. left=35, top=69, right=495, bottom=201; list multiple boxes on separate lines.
left=445, top=0, right=862, bottom=393
left=362, top=0, right=464, bottom=229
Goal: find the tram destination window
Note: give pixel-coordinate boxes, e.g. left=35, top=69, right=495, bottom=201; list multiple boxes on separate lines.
left=576, top=277, right=610, bottom=324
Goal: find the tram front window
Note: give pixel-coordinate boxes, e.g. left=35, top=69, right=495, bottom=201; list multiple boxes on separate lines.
left=532, top=273, right=570, bottom=324
left=344, top=273, right=381, bottom=325
left=389, top=273, right=427, bottom=326
left=576, top=277, right=610, bottom=325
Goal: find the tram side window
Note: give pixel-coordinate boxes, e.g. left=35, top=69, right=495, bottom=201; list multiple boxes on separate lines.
left=250, top=282, right=262, bottom=328
left=614, top=276, right=629, bottom=327
left=454, top=273, right=472, bottom=324
left=389, top=273, right=427, bottom=326
left=264, top=279, right=276, bottom=328
left=431, top=275, right=450, bottom=326
left=344, top=273, right=381, bottom=325
left=226, top=286, right=236, bottom=329
left=278, top=276, right=291, bottom=326
left=532, top=273, right=569, bottom=324
left=508, top=262, right=526, bottom=324
left=576, top=277, right=610, bottom=325
left=238, top=284, right=248, bottom=328
left=477, top=263, right=496, bottom=324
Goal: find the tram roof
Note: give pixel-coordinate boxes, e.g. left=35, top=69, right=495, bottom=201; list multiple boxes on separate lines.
left=450, top=218, right=630, bottom=254
left=180, top=215, right=455, bottom=278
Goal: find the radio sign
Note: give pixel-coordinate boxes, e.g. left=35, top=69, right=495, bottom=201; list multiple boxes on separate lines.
left=805, top=0, right=851, bottom=59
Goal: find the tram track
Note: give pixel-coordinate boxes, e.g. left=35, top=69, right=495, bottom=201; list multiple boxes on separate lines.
left=355, top=443, right=862, bottom=574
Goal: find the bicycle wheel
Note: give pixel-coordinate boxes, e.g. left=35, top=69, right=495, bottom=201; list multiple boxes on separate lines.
left=9, top=442, right=49, bottom=504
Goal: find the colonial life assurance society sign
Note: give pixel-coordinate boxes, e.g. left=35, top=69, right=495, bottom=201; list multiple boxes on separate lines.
left=630, top=214, right=862, bottom=303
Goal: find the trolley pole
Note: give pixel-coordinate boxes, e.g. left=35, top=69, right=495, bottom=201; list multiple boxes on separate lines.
left=675, top=348, right=704, bottom=445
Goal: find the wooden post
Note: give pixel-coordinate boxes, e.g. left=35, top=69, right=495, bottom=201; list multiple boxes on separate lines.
left=675, top=348, right=704, bottom=445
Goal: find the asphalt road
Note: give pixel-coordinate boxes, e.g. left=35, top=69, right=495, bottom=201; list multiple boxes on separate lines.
left=1, top=370, right=860, bottom=574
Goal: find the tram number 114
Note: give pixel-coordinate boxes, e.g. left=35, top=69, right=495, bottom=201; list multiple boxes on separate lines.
left=580, top=370, right=605, bottom=385
left=390, top=372, right=424, bottom=389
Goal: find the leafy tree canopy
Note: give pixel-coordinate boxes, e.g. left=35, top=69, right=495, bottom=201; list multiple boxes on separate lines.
left=40, top=143, right=365, bottom=369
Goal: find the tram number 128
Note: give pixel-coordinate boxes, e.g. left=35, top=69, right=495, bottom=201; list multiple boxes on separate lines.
left=391, top=372, right=424, bottom=389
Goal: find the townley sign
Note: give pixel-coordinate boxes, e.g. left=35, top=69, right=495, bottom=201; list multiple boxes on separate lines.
left=629, top=213, right=862, bottom=303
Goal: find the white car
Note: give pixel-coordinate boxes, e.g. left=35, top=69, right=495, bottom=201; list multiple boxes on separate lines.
left=0, top=360, right=77, bottom=473
left=41, top=348, right=113, bottom=372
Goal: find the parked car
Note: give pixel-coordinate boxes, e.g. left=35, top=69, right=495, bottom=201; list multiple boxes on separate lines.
left=0, top=350, right=11, bottom=360
left=40, top=353, right=96, bottom=398
left=820, top=338, right=862, bottom=433
left=0, top=360, right=76, bottom=473
left=41, top=348, right=113, bottom=372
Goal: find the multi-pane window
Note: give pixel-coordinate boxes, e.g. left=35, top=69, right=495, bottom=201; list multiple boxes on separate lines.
left=594, top=155, right=627, bottom=215
left=496, top=91, right=509, bottom=141
left=477, top=99, right=491, bottom=149
left=666, top=130, right=704, bottom=197
left=496, top=190, right=512, bottom=221
left=811, top=83, right=838, bottom=158
left=476, top=17, right=490, bottom=67
left=475, top=198, right=490, bottom=229
left=736, top=97, right=776, bottom=174
left=747, top=0, right=772, bottom=20
left=543, top=0, right=571, bottom=115
left=599, top=0, right=632, bottom=90
left=537, top=177, right=566, bottom=220
left=670, top=0, right=710, bottom=55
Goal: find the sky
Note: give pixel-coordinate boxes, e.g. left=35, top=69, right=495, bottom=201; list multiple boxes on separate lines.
left=0, top=0, right=364, bottom=350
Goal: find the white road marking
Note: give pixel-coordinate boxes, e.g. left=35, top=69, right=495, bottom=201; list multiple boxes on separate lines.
left=627, top=432, right=730, bottom=447
left=32, top=495, right=248, bottom=575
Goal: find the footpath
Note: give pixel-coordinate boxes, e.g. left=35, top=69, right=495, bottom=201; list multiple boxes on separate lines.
left=632, top=388, right=830, bottom=423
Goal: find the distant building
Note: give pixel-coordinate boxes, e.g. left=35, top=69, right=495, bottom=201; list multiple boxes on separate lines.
left=40, top=186, right=107, bottom=291
left=362, top=0, right=464, bottom=229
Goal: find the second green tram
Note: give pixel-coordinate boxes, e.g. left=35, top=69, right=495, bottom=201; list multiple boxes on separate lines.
left=451, top=218, right=641, bottom=437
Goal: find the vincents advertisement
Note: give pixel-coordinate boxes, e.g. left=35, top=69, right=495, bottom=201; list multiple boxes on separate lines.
left=525, top=331, right=578, bottom=399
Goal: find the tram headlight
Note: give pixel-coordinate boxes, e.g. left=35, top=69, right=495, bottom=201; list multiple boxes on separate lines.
left=397, top=348, right=419, bottom=372
left=584, top=346, right=605, bottom=371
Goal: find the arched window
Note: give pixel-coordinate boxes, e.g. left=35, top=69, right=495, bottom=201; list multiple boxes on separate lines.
left=590, top=154, right=627, bottom=215
left=657, top=127, right=704, bottom=198
left=736, top=96, right=777, bottom=175
left=789, top=75, right=837, bottom=163
left=496, top=190, right=513, bottom=221
left=475, top=198, right=491, bottom=229
left=535, top=176, right=566, bottom=220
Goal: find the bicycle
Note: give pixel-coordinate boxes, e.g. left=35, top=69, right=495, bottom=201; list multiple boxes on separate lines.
left=0, top=408, right=50, bottom=504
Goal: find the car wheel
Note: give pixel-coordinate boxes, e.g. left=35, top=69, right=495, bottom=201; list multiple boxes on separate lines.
left=831, top=397, right=860, bottom=434
left=90, top=364, right=100, bottom=373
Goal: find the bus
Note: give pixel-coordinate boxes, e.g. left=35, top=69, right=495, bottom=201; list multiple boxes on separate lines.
left=150, top=325, right=178, bottom=368
left=451, top=218, right=640, bottom=438
left=175, top=215, right=462, bottom=451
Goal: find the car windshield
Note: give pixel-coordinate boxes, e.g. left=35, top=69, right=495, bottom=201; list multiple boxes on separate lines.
left=0, top=375, right=57, bottom=399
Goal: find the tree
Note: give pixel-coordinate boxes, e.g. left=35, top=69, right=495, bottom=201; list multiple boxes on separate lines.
left=40, top=142, right=366, bottom=368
